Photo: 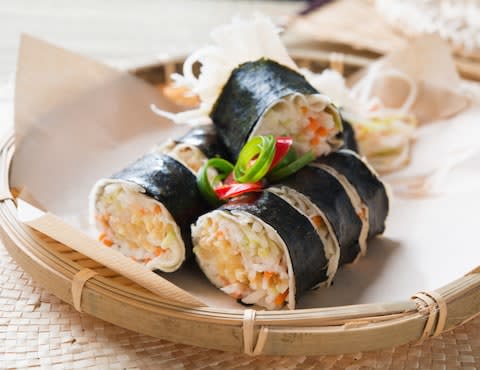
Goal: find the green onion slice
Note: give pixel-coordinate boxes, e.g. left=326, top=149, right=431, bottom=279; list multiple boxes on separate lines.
left=268, top=151, right=315, bottom=182
left=197, top=158, right=234, bottom=206
left=233, top=135, right=276, bottom=183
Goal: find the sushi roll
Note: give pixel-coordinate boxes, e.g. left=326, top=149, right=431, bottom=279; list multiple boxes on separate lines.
left=192, top=191, right=333, bottom=310
left=272, top=165, right=363, bottom=266
left=90, top=127, right=226, bottom=272
left=266, top=186, right=339, bottom=284
left=313, top=149, right=390, bottom=244
left=210, top=59, right=343, bottom=159
left=158, top=124, right=230, bottom=167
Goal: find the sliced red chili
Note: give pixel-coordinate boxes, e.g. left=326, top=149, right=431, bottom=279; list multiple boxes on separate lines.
left=215, top=182, right=263, bottom=200
left=223, top=172, right=236, bottom=185
left=226, top=192, right=262, bottom=205
left=269, top=136, right=293, bottom=170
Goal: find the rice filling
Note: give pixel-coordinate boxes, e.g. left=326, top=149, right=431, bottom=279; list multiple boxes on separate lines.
left=92, top=180, right=185, bottom=272
left=192, top=210, right=294, bottom=310
left=90, top=138, right=214, bottom=272
left=156, top=139, right=207, bottom=175
left=251, top=93, right=342, bottom=157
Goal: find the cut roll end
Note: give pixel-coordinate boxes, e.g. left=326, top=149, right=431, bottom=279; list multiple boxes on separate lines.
left=192, top=210, right=294, bottom=310
left=155, top=139, right=207, bottom=175
left=91, top=180, right=186, bottom=272
left=253, top=93, right=343, bottom=158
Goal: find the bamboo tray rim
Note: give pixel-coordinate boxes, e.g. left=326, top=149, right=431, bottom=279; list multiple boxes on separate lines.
left=1, top=52, right=480, bottom=355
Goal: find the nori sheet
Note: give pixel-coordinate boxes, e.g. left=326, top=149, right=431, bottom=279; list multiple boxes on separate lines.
left=314, top=149, right=389, bottom=238
left=338, top=114, right=358, bottom=153
left=273, top=165, right=363, bottom=265
left=210, top=58, right=319, bottom=158
left=221, top=191, right=328, bottom=300
left=174, top=125, right=229, bottom=160
left=112, top=152, right=209, bottom=255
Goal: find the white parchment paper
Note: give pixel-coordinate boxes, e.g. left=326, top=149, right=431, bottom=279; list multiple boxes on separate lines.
left=10, top=35, right=480, bottom=310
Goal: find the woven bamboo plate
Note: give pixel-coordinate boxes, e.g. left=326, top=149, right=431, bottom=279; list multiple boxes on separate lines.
left=1, top=51, right=479, bottom=356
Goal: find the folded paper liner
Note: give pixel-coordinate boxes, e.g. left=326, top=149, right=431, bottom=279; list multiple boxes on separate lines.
left=12, top=35, right=205, bottom=308
left=9, top=35, right=480, bottom=311
left=348, top=35, right=471, bottom=124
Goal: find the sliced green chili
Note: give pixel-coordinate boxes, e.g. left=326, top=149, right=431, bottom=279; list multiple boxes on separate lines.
left=233, top=135, right=276, bottom=183
left=270, top=147, right=297, bottom=171
left=268, top=151, right=315, bottom=182
left=197, top=158, right=234, bottom=206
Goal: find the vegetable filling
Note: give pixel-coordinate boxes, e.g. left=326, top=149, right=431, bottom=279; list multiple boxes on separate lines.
left=252, top=93, right=342, bottom=158
left=156, top=140, right=208, bottom=175
left=192, top=210, right=291, bottom=310
left=352, top=114, right=416, bottom=173
left=93, top=181, right=185, bottom=272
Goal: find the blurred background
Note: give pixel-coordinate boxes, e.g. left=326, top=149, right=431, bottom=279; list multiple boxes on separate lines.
left=1, top=0, right=479, bottom=86
left=0, top=1, right=303, bottom=86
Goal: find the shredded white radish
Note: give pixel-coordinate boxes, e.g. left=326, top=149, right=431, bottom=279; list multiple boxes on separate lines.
left=301, top=68, right=360, bottom=113
left=152, top=14, right=298, bottom=126
left=304, top=66, right=418, bottom=173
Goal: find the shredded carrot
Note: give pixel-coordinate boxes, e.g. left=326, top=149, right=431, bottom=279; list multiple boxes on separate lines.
left=311, top=216, right=325, bottom=228
left=162, top=83, right=200, bottom=108
left=155, top=248, right=165, bottom=256
left=310, top=136, right=320, bottom=146
left=215, top=230, right=224, bottom=239
left=96, top=214, right=109, bottom=226
left=138, top=208, right=147, bottom=215
left=275, top=290, right=289, bottom=306
left=307, top=117, right=318, bottom=131
left=143, top=257, right=152, bottom=264
left=300, top=106, right=308, bottom=115
left=103, top=239, right=113, bottom=247
left=317, top=126, right=328, bottom=137
left=264, top=271, right=275, bottom=280
left=98, top=232, right=106, bottom=241
left=131, top=256, right=137, bottom=261
left=356, top=128, right=367, bottom=140
left=154, top=205, right=162, bottom=214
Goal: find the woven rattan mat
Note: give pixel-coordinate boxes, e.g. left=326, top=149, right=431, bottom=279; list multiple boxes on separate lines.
left=1, top=240, right=479, bottom=369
